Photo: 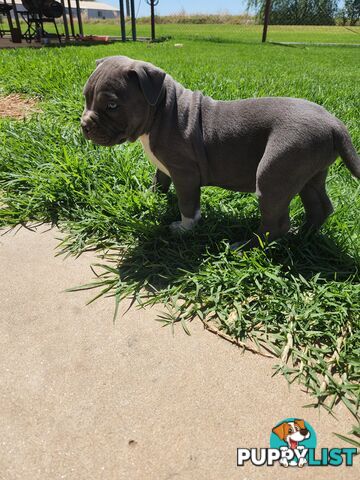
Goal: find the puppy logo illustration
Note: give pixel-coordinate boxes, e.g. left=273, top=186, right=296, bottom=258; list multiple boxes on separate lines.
left=238, top=418, right=356, bottom=468
left=271, top=418, right=315, bottom=468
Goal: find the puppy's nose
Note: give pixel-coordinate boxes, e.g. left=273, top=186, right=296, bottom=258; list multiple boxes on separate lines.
left=81, top=111, right=96, bottom=134
left=81, top=119, right=90, bottom=134
left=300, top=428, right=308, bottom=436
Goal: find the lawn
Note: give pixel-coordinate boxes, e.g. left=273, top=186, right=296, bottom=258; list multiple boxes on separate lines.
left=40, top=21, right=360, bottom=43
left=0, top=24, right=359, bottom=442
left=86, top=22, right=360, bottom=44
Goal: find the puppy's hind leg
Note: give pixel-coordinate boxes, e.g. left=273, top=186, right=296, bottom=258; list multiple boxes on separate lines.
left=231, top=196, right=291, bottom=250
left=299, top=169, right=333, bottom=232
left=248, top=153, right=294, bottom=248
left=256, top=195, right=291, bottom=245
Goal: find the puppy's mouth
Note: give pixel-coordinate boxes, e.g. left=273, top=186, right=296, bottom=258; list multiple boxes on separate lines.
left=289, top=439, right=298, bottom=449
left=83, top=130, right=127, bottom=147
left=93, top=135, right=127, bottom=147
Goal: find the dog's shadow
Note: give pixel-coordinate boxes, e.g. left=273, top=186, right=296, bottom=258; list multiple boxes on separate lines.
left=107, top=193, right=360, bottom=297
left=110, top=200, right=257, bottom=293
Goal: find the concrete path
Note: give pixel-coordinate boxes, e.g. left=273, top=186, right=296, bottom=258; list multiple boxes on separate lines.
left=0, top=225, right=358, bottom=479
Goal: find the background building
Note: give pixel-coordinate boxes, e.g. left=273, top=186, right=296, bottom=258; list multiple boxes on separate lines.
left=10, top=1, right=120, bottom=20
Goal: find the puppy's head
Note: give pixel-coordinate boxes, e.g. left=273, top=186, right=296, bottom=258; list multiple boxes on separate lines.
left=81, top=56, right=166, bottom=146
left=272, top=419, right=310, bottom=446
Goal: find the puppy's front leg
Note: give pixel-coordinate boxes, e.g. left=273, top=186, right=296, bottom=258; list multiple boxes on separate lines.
left=151, top=169, right=172, bottom=193
left=170, top=174, right=201, bottom=233
left=279, top=447, right=289, bottom=468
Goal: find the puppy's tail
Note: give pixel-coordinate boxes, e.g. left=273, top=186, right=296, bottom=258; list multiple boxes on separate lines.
left=333, top=121, right=360, bottom=179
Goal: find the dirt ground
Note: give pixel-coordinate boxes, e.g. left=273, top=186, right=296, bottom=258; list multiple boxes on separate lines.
left=0, top=225, right=358, bottom=480
left=0, top=93, right=39, bottom=119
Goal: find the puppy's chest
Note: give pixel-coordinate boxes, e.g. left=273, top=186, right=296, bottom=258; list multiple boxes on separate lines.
left=139, top=134, right=170, bottom=177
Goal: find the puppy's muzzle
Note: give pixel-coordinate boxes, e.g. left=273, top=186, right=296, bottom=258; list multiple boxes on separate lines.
left=81, top=111, right=97, bottom=137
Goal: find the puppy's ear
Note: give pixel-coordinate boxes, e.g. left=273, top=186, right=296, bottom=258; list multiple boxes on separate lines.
left=95, top=58, right=106, bottom=67
left=95, top=55, right=130, bottom=67
left=272, top=422, right=288, bottom=441
left=130, top=63, right=166, bottom=106
left=294, top=419, right=306, bottom=430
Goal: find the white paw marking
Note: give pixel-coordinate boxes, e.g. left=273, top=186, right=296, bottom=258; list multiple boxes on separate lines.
left=139, top=134, right=170, bottom=177
left=170, top=209, right=201, bottom=233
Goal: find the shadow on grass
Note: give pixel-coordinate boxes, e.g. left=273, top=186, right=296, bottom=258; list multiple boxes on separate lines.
left=270, top=232, right=360, bottom=281
left=269, top=41, right=360, bottom=48
left=111, top=204, right=259, bottom=293
left=185, top=36, right=262, bottom=46
left=107, top=197, right=360, bottom=298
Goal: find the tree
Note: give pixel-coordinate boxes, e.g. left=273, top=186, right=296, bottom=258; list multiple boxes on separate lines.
left=247, top=0, right=339, bottom=25
left=344, top=0, right=360, bottom=25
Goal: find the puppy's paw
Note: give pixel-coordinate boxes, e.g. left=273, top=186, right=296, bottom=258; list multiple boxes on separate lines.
left=169, top=220, right=197, bottom=234
left=169, top=210, right=201, bottom=234
left=279, top=458, right=289, bottom=468
left=169, top=220, right=189, bottom=234
left=230, top=235, right=269, bottom=252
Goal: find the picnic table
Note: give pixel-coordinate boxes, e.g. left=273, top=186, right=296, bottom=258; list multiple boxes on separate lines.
left=0, top=1, right=21, bottom=42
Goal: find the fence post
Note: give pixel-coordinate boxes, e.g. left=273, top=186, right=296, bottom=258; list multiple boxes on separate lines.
left=67, top=0, right=75, bottom=37
left=262, top=0, right=272, bottom=43
left=10, top=0, right=21, bottom=35
left=119, top=0, right=126, bottom=41
left=75, top=0, right=83, bottom=37
left=130, top=0, right=136, bottom=41
left=150, top=0, right=156, bottom=41
left=60, top=0, right=70, bottom=40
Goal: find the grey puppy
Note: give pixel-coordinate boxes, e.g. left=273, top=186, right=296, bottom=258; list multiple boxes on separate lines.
left=81, top=55, right=359, bottom=247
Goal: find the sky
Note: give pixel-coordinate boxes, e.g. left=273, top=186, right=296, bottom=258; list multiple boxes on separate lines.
left=104, top=0, right=345, bottom=17
left=105, top=0, right=250, bottom=17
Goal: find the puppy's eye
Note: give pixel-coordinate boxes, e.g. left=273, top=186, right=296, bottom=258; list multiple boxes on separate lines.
left=107, top=102, right=118, bottom=111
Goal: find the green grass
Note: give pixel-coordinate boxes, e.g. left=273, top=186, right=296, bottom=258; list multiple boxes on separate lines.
left=39, top=21, right=360, bottom=44
left=69, top=22, right=360, bottom=44
left=0, top=24, right=359, bottom=443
